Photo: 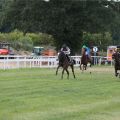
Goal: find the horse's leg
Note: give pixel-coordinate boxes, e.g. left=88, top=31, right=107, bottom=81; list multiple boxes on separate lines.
left=56, top=65, right=60, bottom=75
left=81, top=64, right=84, bottom=71
left=89, top=60, right=92, bottom=67
left=115, top=69, right=118, bottom=77
left=88, top=60, right=91, bottom=67
left=83, top=64, right=86, bottom=70
left=115, top=65, right=118, bottom=77
left=80, top=63, right=82, bottom=70
left=85, top=64, right=87, bottom=70
left=88, top=56, right=92, bottom=67
left=84, top=65, right=86, bottom=70
left=61, top=69, right=65, bottom=79
left=65, top=68, right=69, bottom=79
left=70, top=65, right=75, bottom=78
left=90, top=62, right=92, bottom=67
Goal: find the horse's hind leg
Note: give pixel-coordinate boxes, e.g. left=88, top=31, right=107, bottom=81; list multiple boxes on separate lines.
left=65, top=69, right=69, bottom=79
left=80, top=64, right=82, bottom=70
left=61, top=69, right=65, bottom=79
left=115, top=69, right=118, bottom=77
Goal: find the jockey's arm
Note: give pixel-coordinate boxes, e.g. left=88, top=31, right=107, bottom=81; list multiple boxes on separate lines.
left=66, top=47, right=70, bottom=55
left=61, top=47, right=70, bottom=55
left=61, top=48, right=63, bottom=51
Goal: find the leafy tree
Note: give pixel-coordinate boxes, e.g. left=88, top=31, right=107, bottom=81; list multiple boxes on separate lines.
left=0, top=0, right=119, bottom=54
left=82, top=32, right=112, bottom=51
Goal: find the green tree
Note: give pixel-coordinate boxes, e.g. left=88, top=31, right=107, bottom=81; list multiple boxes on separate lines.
left=0, top=0, right=119, bottom=54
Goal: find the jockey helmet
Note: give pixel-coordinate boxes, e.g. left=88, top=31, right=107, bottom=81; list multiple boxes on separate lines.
left=82, top=45, right=86, bottom=48
left=116, top=46, right=120, bottom=52
left=62, top=44, right=67, bottom=48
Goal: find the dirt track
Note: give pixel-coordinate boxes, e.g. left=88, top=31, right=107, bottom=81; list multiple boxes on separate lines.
left=89, top=66, right=114, bottom=72
left=76, top=66, right=115, bottom=74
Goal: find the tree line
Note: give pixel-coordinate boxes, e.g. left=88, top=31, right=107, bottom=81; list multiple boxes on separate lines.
left=0, top=0, right=120, bottom=54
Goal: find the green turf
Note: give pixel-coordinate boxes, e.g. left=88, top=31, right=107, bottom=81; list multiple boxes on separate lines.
left=0, top=66, right=120, bottom=120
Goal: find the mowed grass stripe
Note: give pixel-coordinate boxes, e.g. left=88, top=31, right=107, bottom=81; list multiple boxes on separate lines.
left=0, top=67, right=120, bottom=120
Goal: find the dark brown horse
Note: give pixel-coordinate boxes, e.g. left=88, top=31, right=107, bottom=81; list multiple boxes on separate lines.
left=80, top=49, right=92, bottom=71
left=112, top=52, right=120, bottom=77
left=56, top=51, right=76, bottom=79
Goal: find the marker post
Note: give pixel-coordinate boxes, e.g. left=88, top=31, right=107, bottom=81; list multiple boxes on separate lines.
left=93, top=46, right=98, bottom=65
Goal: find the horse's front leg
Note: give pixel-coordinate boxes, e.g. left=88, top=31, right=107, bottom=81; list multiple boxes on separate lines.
left=90, top=61, right=92, bottom=67
left=61, top=69, right=65, bottom=79
left=56, top=65, right=60, bottom=75
left=80, top=64, right=84, bottom=71
left=114, top=64, right=118, bottom=77
left=84, top=64, right=87, bottom=70
left=65, top=69, right=69, bottom=79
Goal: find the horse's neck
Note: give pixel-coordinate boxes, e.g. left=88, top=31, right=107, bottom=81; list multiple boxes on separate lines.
left=82, top=52, right=87, bottom=58
left=82, top=48, right=86, bottom=55
left=59, top=52, right=68, bottom=63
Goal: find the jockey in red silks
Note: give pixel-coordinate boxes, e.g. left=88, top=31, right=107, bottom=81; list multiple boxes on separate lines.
left=61, top=44, right=71, bottom=62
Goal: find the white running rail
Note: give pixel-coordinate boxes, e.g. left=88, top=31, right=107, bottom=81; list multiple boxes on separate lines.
left=0, top=55, right=113, bottom=69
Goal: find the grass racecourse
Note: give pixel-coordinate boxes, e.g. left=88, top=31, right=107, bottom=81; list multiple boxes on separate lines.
left=0, top=66, right=120, bottom=120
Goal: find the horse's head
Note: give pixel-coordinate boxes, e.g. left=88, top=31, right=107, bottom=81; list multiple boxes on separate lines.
left=58, top=51, right=67, bottom=65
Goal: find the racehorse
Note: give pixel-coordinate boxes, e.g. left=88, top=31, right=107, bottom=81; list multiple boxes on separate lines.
left=112, top=52, right=120, bottom=77
left=56, top=51, right=76, bottom=79
left=80, top=49, right=92, bottom=71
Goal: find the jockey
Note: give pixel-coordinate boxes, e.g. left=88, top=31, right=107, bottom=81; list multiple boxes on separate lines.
left=117, top=46, right=120, bottom=53
left=82, top=45, right=89, bottom=55
left=114, top=46, right=120, bottom=54
left=61, top=44, right=71, bottom=62
left=81, top=45, right=87, bottom=55
left=82, top=45, right=91, bottom=59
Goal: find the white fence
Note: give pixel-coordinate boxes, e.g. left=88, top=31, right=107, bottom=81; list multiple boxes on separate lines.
left=0, top=55, right=113, bottom=69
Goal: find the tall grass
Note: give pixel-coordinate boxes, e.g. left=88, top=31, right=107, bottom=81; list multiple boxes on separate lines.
left=0, top=66, right=120, bottom=120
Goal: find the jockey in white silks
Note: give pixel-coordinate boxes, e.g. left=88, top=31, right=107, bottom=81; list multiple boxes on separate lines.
left=61, top=44, right=71, bottom=62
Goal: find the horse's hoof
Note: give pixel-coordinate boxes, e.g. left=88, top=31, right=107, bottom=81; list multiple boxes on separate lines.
left=90, top=72, right=91, bottom=74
